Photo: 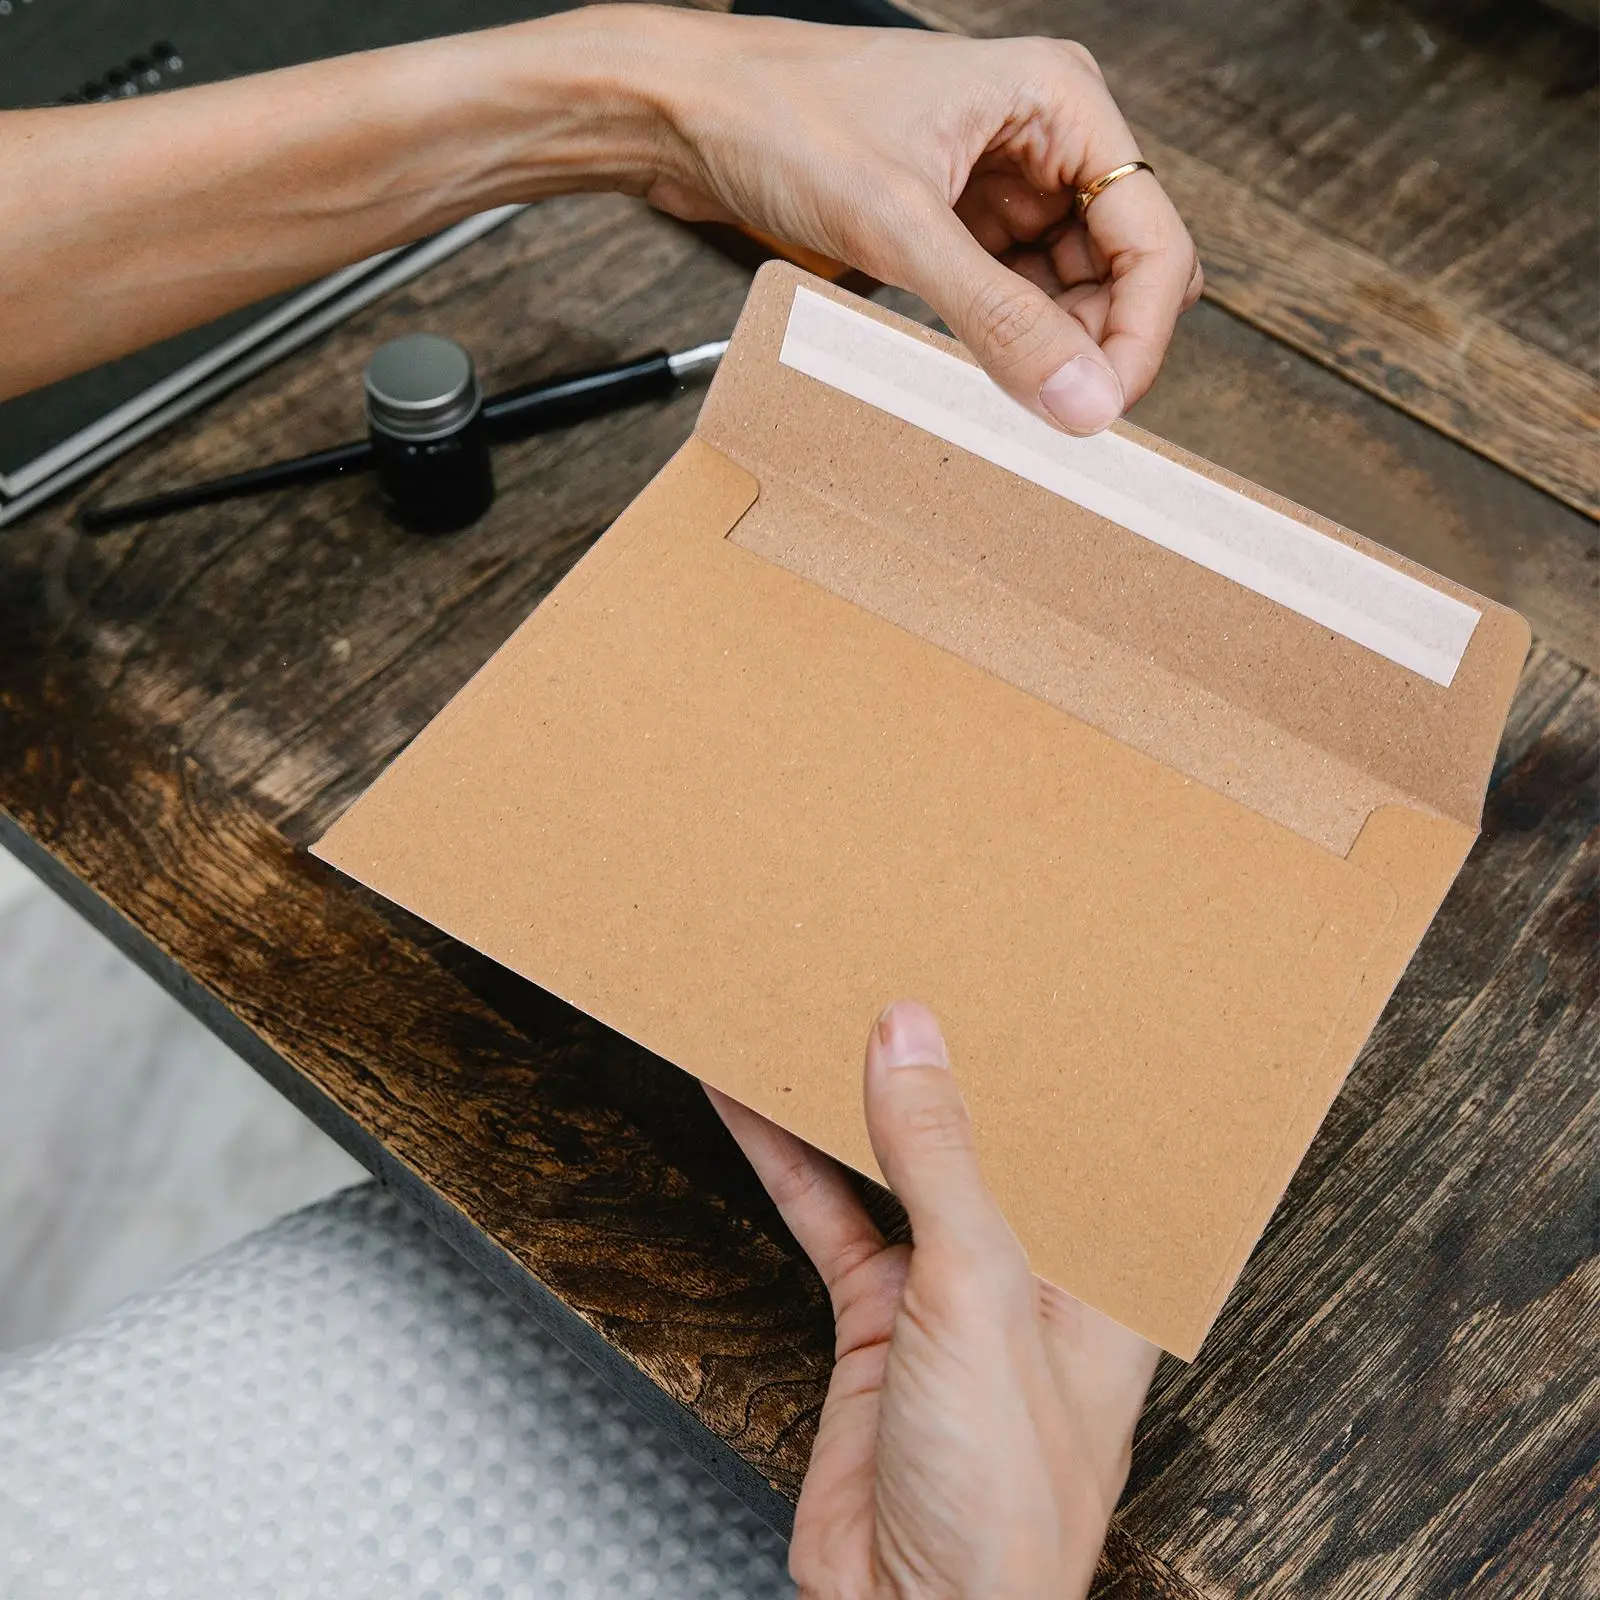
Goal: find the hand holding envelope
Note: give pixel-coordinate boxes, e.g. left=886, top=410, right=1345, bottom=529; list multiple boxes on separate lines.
left=709, top=999, right=1159, bottom=1595
left=314, top=265, right=1528, bottom=1358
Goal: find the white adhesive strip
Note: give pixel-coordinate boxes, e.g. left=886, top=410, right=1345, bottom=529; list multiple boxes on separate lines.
left=779, top=288, right=1480, bottom=686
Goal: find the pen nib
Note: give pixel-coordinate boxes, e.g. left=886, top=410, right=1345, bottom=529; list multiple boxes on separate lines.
left=667, top=340, right=731, bottom=382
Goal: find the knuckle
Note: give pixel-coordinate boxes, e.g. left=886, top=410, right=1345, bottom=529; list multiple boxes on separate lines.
left=900, top=1093, right=975, bottom=1155
left=765, top=1148, right=824, bottom=1211
left=840, top=169, right=933, bottom=278
left=965, top=279, right=1051, bottom=370
left=1023, top=35, right=1102, bottom=79
left=1056, top=37, right=1104, bottom=78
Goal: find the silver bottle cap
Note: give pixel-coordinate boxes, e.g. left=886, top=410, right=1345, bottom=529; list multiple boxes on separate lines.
left=364, top=334, right=481, bottom=442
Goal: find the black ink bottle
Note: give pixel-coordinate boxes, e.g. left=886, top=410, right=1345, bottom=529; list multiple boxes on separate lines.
left=364, top=334, right=495, bottom=534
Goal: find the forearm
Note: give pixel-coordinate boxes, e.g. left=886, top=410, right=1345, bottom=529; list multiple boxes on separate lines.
left=0, top=7, right=684, bottom=400
left=1, top=11, right=1198, bottom=432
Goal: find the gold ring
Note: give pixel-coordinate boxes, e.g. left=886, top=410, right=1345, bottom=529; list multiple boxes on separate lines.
left=1074, top=160, right=1155, bottom=217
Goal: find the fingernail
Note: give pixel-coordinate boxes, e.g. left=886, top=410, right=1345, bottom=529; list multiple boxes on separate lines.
left=1039, top=356, right=1124, bottom=435
left=875, top=1000, right=949, bottom=1070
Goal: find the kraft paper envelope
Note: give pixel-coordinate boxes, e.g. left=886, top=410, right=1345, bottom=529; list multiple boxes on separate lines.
left=315, top=264, right=1529, bottom=1358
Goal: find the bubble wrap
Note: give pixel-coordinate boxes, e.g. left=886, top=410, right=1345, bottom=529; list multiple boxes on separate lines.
left=0, top=1183, right=793, bottom=1599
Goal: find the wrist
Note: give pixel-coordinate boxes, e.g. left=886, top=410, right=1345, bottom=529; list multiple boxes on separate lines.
left=461, top=6, right=704, bottom=206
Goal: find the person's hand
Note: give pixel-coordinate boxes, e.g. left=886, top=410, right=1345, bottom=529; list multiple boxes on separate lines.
left=706, top=999, right=1158, bottom=1599
left=644, top=11, right=1202, bottom=434
left=0, top=6, right=1196, bottom=413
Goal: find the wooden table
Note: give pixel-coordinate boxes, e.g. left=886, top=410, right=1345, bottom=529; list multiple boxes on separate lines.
left=2, top=3, right=1596, bottom=1593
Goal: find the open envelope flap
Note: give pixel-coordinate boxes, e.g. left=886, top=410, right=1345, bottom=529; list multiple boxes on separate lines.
left=319, top=436, right=1409, bottom=1358
left=313, top=269, right=1531, bottom=1358
left=697, top=265, right=1531, bottom=857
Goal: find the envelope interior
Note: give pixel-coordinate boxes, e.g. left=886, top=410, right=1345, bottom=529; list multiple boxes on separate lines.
left=313, top=268, right=1529, bottom=1356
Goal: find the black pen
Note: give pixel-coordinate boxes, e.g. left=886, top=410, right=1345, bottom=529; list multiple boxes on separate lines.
left=80, top=339, right=729, bottom=533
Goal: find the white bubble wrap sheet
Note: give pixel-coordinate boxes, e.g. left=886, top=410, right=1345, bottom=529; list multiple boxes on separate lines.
left=0, top=1183, right=793, bottom=1599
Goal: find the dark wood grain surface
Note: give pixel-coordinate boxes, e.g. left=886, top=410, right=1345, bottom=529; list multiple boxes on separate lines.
left=3, top=10, right=1598, bottom=1593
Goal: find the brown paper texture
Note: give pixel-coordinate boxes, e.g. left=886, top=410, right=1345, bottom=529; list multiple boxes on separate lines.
left=314, top=265, right=1529, bottom=1357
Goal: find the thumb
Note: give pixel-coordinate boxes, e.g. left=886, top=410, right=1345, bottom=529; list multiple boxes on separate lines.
left=863, top=1000, right=1015, bottom=1262
left=887, top=191, right=1125, bottom=436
